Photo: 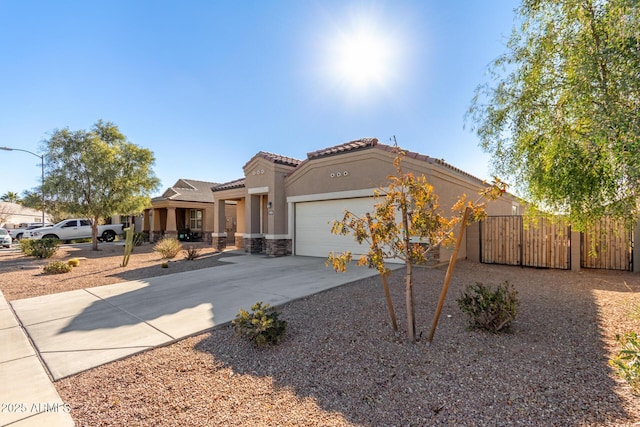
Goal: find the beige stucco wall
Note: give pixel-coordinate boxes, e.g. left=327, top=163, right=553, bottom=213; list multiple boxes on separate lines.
left=285, top=147, right=522, bottom=263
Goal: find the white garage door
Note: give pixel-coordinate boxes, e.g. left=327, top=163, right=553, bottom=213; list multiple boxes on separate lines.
left=295, top=197, right=377, bottom=258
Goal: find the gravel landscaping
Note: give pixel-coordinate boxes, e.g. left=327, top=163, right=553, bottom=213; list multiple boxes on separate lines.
left=1, top=244, right=639, bottom=425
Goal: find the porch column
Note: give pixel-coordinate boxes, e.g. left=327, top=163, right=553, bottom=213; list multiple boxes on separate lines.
left=212, top=200, right=227, bottom=251
left=165, top=207, right=177, bottom=237
left=244, top=194, right=263, bottom=253
left=151, top=208, right=161, bottom=242
left=235, top=199, right=246, bottom=248
left=143, top=210, right=150, bottom=234
left=203, top=205, right=215, bottom=245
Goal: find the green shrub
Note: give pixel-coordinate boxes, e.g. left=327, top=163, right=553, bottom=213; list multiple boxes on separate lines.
left=67, top=258, right=80, bottom=267
left=457, top=281, right=519, bottom=333
left=184, top=245, right=201, bottom=260
left=133, top=232, right=146, bottom=247
left=232, top=302, right=287, bottom=347
left=20, top=239, right=34, bottom=256
left=610, top=332, right=640, bottom=395
left=21, top=238, right=59, bottom=259
left=43, top=261, right=73, bottom=275
left=153, top=236, right=182, bottom=259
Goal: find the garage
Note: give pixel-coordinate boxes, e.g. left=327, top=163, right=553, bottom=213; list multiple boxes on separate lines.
left=294, top=197, right=377, bottom=258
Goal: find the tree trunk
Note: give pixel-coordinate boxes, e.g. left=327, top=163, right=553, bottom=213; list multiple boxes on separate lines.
left=380, top=271, right=398, bottom=331
left=92, top=217, right=99, bottom=251
left=402, top=197, right=415, bottom=342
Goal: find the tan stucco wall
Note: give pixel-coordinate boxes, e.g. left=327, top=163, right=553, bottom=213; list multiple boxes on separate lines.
left=285, top=149, right=397, bottom=197
left=285, top=147, right=522, bottom=263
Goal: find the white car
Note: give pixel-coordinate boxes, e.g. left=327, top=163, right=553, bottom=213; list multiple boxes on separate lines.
left=0, top=228, right=11, bottom=248
left=10, top=222, right=53, bottom=241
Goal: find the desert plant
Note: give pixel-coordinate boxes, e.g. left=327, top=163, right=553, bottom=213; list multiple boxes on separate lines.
left=133, top=232, right=146, bottom=247
left=153, top=236, right=182, bottom=259
left=184, top=245, right=201, bottom=260
left=457, top=281, right=519, bottom=332
left=67, top=258, right=80, bottom=267
left=609, top=332, right=640, bottom=395
left=160, top=261, right=169, bottom=268
left=20, top=239, right=34, bottom=256
left=43, top=261, right=73, bottom=275
left=21, top=238, right=59, bottom=259
left=232, top=302, right=287, bottom=347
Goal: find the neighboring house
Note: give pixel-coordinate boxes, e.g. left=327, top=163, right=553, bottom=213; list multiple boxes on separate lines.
left=144, top=179, right=236, bottom=243
left=150, top=138, right=519, bottom=264
left=0, top=202, right=52, bottom=229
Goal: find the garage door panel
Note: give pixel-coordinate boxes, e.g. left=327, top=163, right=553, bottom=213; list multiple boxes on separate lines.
left=295, top=198, right=375, bottom=258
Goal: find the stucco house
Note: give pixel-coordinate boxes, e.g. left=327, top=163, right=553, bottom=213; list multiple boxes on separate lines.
left=144, top=179, right=236, bottom=243
left=0, top=202, right=52, bottom=229
left=145, top=138, right=519, bottom=264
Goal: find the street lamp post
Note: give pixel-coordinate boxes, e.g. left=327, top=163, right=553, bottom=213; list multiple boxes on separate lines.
left=0, top=147, right=45, bottom=225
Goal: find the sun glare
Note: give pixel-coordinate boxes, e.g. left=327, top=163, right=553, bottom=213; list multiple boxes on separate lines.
left=335, top=29, right=391, bottom=88
left=327, top=21, right=398, bottom=93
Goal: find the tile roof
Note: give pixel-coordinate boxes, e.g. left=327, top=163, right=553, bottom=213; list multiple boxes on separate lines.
left=306, top=138, right=379, bottom=159
left=244, top=151, right=302, bottom=169
left=153, top=179, right=219, bottom=203
left=212, top=178, right=246, bottom=192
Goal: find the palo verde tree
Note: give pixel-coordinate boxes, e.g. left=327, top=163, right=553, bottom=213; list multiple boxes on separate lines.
left=42, top=120, right=160, bottom=250
left=327, top=145, right=505, bottom=343
left=468, top=0, right=640, bottom=230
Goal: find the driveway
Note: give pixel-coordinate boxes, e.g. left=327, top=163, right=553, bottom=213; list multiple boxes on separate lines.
left=10, top=252, right=385, bottom=380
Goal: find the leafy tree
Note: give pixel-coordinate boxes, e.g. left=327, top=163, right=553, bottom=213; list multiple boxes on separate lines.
left=42, top=120, right=160, bottom=250
left=467, top=0, right=640, bottom=230
left=327, top=146, right=505, bottom=342
left=1, top=191, right=20, bottom=204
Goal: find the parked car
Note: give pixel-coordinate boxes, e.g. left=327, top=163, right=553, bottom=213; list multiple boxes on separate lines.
left=22, top=219, right=124, bottom=242
left=0, top=228, right=11, bottom=248
left=9, top=222, right=54, bottom=241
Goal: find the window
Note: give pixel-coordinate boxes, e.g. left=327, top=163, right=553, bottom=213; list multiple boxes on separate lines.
left=190, top=210, right=202, bottom=230
left=512, top=205, right=518, bottom=216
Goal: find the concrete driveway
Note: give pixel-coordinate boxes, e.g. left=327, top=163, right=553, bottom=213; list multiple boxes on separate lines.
left=10, top=252, right=383, bottom=380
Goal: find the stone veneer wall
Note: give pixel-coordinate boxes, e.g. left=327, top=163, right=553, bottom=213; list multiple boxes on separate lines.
left=244, top=237, right=265, bottom=254
left=234, top=235, right=244, bottom=249
left=203, top=232, right=213, bottom=244
left=214, top=236, right=227, bottom=251
left=417, top=243, right=440, bottom=266
left=265, top=239, right=292, bottom=257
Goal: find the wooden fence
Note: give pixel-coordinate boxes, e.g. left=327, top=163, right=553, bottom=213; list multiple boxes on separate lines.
left=581, top=217, right=633, bottom=271
left=479, top=216, right=633, bottom=271
left=480, top=216, right=570, bottom=269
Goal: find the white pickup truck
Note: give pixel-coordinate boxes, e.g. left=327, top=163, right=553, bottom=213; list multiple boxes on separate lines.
left=23, top=219, right=124, bottom=242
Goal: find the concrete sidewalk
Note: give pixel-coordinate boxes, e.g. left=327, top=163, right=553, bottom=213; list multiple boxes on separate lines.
left=2, top=252, right=384, bottom=426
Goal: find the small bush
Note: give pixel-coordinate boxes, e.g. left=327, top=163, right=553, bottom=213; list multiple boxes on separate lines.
left=161, top=261, right=169, bottom=268
left=153, top=236, right=182, bottom=259
left=133, top=232, right=146, bottom=247
left=610, top=332, right=640, bottom=396
left=22, top=238, right=59, bottom=259
left=457, top=281, right=519, bottom=333
left=184, top=245, right=201, bottom=260
left=232, top=302, right=287, bottom=347
left=43, top=261, right=73, bottom=275
left=20, top=239, right=34, bottom=256
left=67, top=258, right=80, bottom=267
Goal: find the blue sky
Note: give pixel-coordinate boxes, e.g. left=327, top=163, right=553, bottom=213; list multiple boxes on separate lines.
left=0, top=1, right=519, bottom=198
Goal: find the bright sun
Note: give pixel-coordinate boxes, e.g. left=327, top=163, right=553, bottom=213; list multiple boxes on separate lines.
left=329, top=24, right=396, bottom=92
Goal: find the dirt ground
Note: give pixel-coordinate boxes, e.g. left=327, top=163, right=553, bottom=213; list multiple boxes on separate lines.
left=2, top=242, right=639, bottom=425
left=0, top=241, right=228, bottom=301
